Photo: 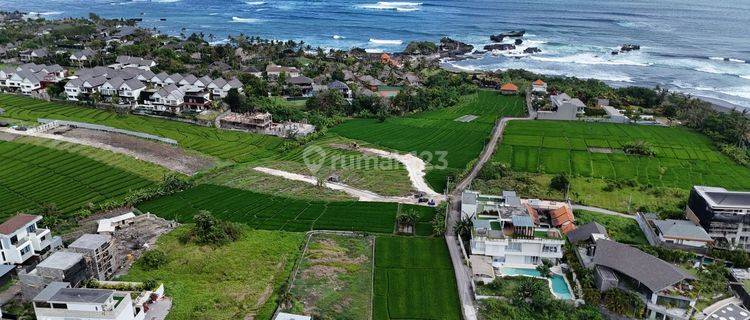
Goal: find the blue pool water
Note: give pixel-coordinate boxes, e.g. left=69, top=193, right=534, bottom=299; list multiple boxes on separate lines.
left=502, top=267, right=573, bottom=300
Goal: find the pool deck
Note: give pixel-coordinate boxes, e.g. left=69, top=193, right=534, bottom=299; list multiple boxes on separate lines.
left=497, top=264, right=576, bottom=300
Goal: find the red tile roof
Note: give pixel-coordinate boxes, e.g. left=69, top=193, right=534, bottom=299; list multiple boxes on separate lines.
left=560, top=222, right=577, bottom=234
left=0, top=214, right=40, bottom=235
left=550, top=205, right=575, bottom=228
left=500, top=83, right=518, bottom=91
left=533, top=79, right=546, bottom=85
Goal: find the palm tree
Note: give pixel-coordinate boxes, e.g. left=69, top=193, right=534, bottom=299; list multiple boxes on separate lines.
left=453, top=217, right=473, bottom=238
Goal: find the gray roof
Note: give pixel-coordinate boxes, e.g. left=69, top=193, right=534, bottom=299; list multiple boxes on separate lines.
left=328, top=80, right=349, bottom=90
left=37, top=251, right=83, bottom=270
left=69, top=234, right=110, bottom=250
left=123, top=78, right=146, bottom=90
left=168, top=73, right=183, bottom=83
left=33, top=282, right=70, bottom=302
left=593, top=239, right=695, bottom=292
left=180, top=74, right=198, bottom=84
left=49, top=287, right=113, bottom=304
left=71, top=49, right=95, bottom=59
left=706, top=303, right=750, bottom=320
left=227, top=78, right=243, bottom=88
left=153, top=72, right=169, bottom=82
left=567, top=222, right=607, bottom=244
left=653, top=220, right=712, bottom=242
left=85, top=76, right=107, bottom=88
left=287, top=76, right=313, bottom=85
left=462, top=191, right=478, bottom=206
left=503, top=191, right=522, bottom=207
left=511, top=215, right=534, bottom=228
left=210, top=78, right=227, bottom=88
left=102, top=77, right=123, bottom=88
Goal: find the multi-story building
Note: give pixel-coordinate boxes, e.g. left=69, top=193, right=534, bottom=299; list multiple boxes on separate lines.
left=686, top=186, right=750, bottom=250
left=19, top=251, right=89, bottom=299
left=68, top=234, right=116, bottom=281
left=33, top=282, right=145, bottom=320
left=0, top=214, right=57, bottom=265
left=463, top=191, right=565, bottom=268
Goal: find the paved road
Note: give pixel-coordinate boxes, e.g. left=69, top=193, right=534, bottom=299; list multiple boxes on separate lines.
left=445, top=114, right=531, bottom=320
left=571, top=204, right=634, bottom=219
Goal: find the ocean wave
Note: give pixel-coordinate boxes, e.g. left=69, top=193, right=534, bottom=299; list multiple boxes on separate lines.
left=709, top=56, right=747, bottom=63
left=231, top=16, right=261, bottom=23
left=365, top=48, right=385, bottom=53
left=527, top=53, right=651, bottom=67
left=245, top=1, right=265, bottom=5
left=741, top=75, right=750, bottom=80
left=358, top=2, right=422, bottom=11
left=152, top=0, right=180, bottom=3
left=332, top=35, right=345, bottom=40
left=26, top=11, right=64, bottom=16
left=369, top=38, right=403, bottom=45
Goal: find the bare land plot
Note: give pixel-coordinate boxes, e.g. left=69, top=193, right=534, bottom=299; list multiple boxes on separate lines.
left=286, top=233, right=373, bottom=319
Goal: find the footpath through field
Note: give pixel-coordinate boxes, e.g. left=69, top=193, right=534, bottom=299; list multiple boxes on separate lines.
left=446, top=114, right=532, bottom=320
left=253, top=166, right=440, bottom=205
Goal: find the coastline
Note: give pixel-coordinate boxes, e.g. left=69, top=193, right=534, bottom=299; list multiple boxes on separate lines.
left=439, top=58, right=749, bottom=114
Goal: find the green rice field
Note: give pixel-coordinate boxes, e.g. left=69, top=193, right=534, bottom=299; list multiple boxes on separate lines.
left=331, top=91, right=526, bottom=190
left=137, top=184, right=437, bottom=235
left=0, top=140, right=154, bottom=217
left=373, top=236, right=461, bottom=320
left=0, top=94, right=282, bottom=162
left=494, top=121, right=750, bottom=190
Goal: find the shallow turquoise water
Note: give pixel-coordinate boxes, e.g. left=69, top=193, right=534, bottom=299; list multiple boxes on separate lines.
left=502, top=267, right=573, bottom=300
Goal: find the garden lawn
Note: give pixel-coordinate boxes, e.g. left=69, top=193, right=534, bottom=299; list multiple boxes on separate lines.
left=373, top=236, right=461, bottom=320
left=494, top=121, right=750, bottom=190
left=0, top=140, right=154, bottom=218
left=120, top=227, right=305, bottom=320
left=287, top=233, right=373, bottom=319
left=330, top=91, right=526, bottom=190
left=574, top=210, right=648, bottom=245
left=0, top=94, right=282, bottom=162
left=136, top=184, right=437, bottom=235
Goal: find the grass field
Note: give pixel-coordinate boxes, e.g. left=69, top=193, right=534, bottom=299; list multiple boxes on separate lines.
left=331, top=91, right=526, bottom=190
left=137, top=184, right=437, bottom=235
left=574, top=210, right=648, bottom=245
left=120, top=227, right=305, bottom=320
left=0, top=140, right=154, bottom=218
left=0, top=94, right=282, bottom=162
left=287, top=233, right=373, bottom=319
left=15, top=136, right=171, bottom=181
left=494, top=121, right=750, bottom=190
left=373, top=236, right=461, bottom=320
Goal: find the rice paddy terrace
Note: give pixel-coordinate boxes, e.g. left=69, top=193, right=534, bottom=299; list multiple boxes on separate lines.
left=494, top=120, right=750, bottom=189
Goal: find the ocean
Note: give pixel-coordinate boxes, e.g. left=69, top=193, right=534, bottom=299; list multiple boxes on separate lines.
left=2, top=0, right=750, bottom=107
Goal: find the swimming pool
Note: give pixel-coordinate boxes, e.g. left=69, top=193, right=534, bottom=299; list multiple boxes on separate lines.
left=501, top=267, right=574, bottom=300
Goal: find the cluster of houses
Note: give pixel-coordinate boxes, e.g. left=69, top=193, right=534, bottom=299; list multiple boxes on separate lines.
left=0, top=214, right=170, bottom=320
left=0, top=63, right=67, bottom=95
left=462, top=188, right=750, bottom=320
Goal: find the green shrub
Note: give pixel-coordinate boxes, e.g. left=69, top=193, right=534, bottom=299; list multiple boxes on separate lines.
left=139, top=250, right=168, bottom=270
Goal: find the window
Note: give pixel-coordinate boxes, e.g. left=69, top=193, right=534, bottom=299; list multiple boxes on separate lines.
left=507, top=243, right=522, bottom=252
left=34, top=302, right=51, bottom=308
left=542, top=245, right=558, bottom=253
left=19, top=245, right=31, bottom=255
left=51, top=303, right=67, bottom=309
left=26, top=224, right=36, bottom=233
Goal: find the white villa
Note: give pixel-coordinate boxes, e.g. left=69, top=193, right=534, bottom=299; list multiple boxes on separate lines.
left=0, top=214, right=60, bottom=265
left=33, top=282, right=145, bottom=320
left=462, top=191, right=566, bottom=268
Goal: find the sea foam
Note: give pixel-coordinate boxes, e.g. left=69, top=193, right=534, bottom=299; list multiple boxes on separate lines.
left=369, top=38, right=403, bottom=45
left=232, top=16, right=260, bottom=23
left=358, top=2, right=422, bottom=11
